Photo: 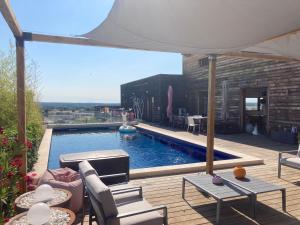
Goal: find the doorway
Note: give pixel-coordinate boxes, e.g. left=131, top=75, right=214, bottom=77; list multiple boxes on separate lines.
left=196, top=91, right=208, bottom=116
left=240, top=87, right=269, bottom=134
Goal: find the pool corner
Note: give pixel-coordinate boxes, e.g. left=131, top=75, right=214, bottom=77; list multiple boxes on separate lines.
left=34, top=128, right=53, bottom=175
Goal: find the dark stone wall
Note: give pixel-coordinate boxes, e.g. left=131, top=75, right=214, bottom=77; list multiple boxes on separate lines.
left=121, top=74, right=185, bottom=123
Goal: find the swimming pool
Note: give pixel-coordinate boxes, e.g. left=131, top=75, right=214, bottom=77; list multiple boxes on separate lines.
left=48, top=128, right=238, bottom=169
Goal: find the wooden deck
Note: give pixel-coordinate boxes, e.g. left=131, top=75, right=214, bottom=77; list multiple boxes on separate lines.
left=80, top=124, right=300, bottom=225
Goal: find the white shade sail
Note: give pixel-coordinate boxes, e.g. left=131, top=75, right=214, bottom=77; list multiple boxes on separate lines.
left=83, top=0, right=300, bottom=57
left=246, top=32, right=300, bottom=60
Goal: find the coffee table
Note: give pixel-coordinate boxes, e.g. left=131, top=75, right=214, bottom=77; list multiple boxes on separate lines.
left=14, top=188, right=72, bottom=213
left=6, top=207, right=75, bottom=225
left=216, top=172, right=286, bottom=216
left=182, top=174, right=252, bottom=224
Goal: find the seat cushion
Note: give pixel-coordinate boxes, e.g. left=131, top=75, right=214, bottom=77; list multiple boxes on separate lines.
left=79, top=160, right=98, bottom=178
left=280, top=157, right=300, bottom=169
left=85, top=174, right=118, bottom=218
left=38, top=169, right=55, bottom=185
left=38, top=170, right=83, bottom=213
left=108, top=200, right=164, bottom=225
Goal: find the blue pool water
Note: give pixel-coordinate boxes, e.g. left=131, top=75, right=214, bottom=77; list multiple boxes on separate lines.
left=48, top=129, right=238, bottom=169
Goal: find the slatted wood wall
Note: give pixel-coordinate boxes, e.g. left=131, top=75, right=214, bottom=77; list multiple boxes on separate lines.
left=183, top=55, right=300, bottom=131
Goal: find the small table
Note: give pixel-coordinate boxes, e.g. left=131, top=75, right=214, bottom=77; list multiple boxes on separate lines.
left=14, top=188, right=72, bottom=213
left=6, top=207, right=75, bottom=225
left=216, top=172, right=286, bottom=216
left=182, top=174, right=252, bottom=224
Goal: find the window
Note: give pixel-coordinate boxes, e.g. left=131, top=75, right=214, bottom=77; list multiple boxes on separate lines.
left=198, top=57, right=209, bottom=67
left=245, top=98, right=257, bottom=111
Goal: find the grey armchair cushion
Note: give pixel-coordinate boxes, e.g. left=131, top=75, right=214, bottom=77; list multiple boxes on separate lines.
left=280, top=157, right=300, bottom=169
left=79, top=160, right=98, bottom=178
left=85, top=174, right=118, bottom=218
left=108, top=200, right=164, bottom=225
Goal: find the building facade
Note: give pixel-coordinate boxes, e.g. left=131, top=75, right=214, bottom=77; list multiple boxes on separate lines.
left=183, top=55, right=300, bottom=141
left=120, top=56, right=300, bottom=143
left=121, top=74, right=185, bottom=123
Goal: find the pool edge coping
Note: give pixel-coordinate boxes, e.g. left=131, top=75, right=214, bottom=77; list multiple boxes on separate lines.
left=130, top=124, right=264, bottom=179
left=34, top=128, right=53, bottom=175
left=35, top=125, right=264, bottom=179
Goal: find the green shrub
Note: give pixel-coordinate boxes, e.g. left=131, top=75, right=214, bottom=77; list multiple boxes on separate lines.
left=0, top=44, right=43, bottom=223
left=0, top=44, right=43, bottom=130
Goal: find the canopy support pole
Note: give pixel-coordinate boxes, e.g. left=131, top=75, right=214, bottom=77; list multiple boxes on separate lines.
left=16, top=37, right=27, bottom=182
left=0, top=0, right=22, bottom=37
left=206, top=54, right=217, bottom=175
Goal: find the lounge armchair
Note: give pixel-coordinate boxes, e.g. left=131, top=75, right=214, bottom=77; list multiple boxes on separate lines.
left=79, top=160, right=142, bottom=198
left=85, top=174, right=168, bottom=225
left=79, top=160, right=143, bottom=224
left=278, top=149, right=300, bottom=178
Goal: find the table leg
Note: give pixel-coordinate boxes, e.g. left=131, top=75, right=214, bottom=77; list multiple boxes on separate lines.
left=81, top=198, right=85, bottom=225
left=281, top=189, right=286, bottom=212
left=182, top=178, right=186, bottom=199
left=89, top=206, right=94, bottom=225
left=216, top=199, right=221, bottom=225
left=139, top=186, right=143, bottom=198
left=199, top=120, right=202, bottom=133
left=251, top=194, right=257, bottom=218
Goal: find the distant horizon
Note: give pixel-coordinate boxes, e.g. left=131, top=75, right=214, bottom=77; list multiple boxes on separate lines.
left=39, top=102, right=121, bottom=110
left=39, top=101, right=121, bottom=104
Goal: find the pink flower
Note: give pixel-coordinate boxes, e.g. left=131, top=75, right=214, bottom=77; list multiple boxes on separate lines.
left=1, top=137, right=8, bottom=146
left=4, top=218, right=10, bottom=223
left=7, top=171, right=14, bottom=178
left=25, top=140, right=33, bottom=149
left=10, top=157, right=23, bottom=168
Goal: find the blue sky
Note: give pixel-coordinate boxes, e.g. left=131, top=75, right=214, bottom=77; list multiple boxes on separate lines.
left=0, top=0, right=182, bottom=103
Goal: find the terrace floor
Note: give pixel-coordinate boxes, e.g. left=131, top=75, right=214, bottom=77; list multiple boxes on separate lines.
left=79, top=123, right=300, bottom=225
